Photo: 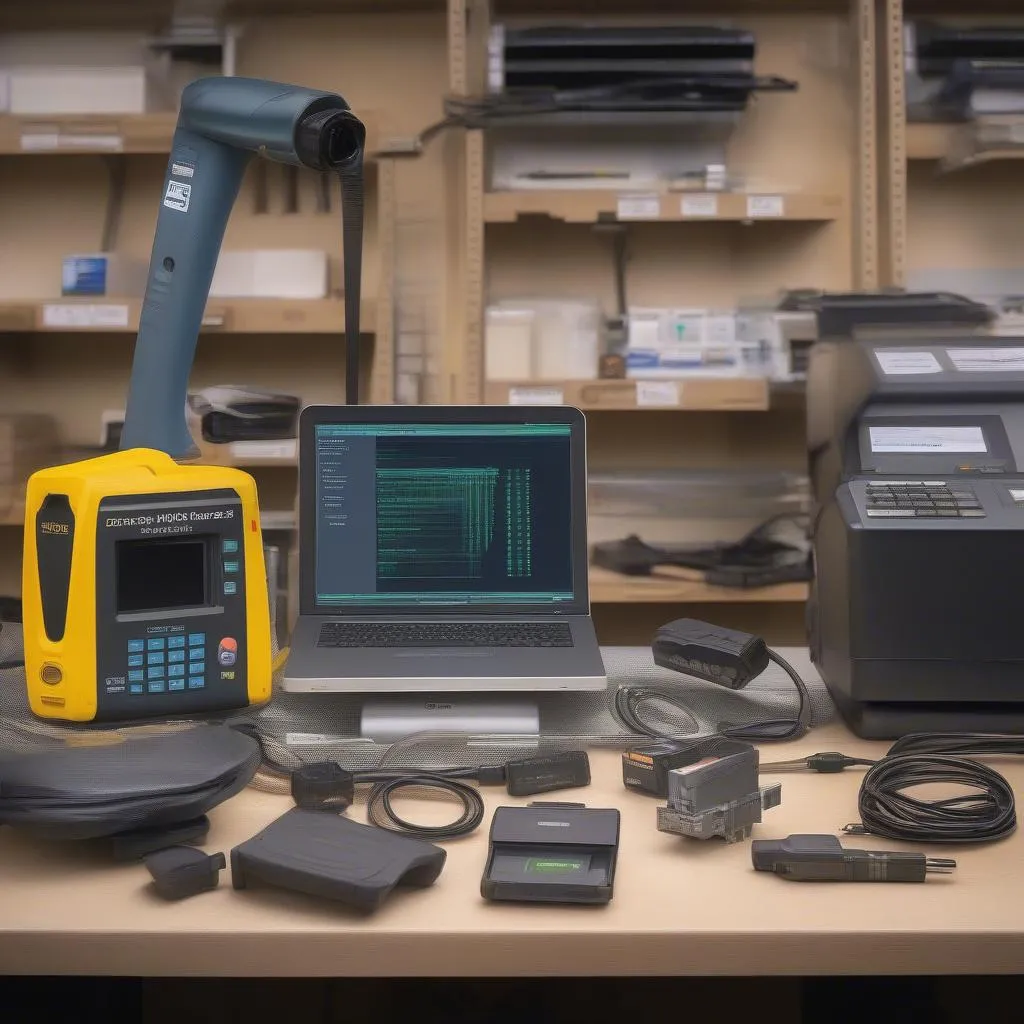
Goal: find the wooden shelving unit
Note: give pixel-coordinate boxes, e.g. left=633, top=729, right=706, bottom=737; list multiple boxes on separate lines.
left=483, top=377, right=771, bottom=412
left=0, top=110, right=383, bottom=157
left=0, top=4, right=446, bottom=597
left=483, top=190, right=844, bottom=225
left=442, top=0, right=876, bottom=642
left=0, top=297, right=377, bottom=335
left=0, top=1, right=901, bottom=646
left=880, top=2, right=1024, bottom=291
left=589, top=566, right=808, bottom=605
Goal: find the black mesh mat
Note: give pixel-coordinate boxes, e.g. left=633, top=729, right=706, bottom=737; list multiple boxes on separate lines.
left=0, top=619, right=837, bottom=775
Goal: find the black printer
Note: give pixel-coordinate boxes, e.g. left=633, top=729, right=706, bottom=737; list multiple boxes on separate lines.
left=808, top=336, right=1024, bottom=737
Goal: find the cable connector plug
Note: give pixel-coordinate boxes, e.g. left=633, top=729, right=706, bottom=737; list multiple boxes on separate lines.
left=752, top=834, right=956, bottom=882
left=760, top=751, right=875, bottom=773
left=291, top=762, right=354, bottom=812
left=476, top=765, right=507, bottom=786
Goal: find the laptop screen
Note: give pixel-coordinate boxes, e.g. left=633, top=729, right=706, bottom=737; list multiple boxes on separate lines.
left=313, top=421, right=575, bottom=609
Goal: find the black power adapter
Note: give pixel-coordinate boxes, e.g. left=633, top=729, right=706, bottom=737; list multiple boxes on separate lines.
left=613, top=618, right=812, bottom=741
left=652, top=619, right=769, bottom=689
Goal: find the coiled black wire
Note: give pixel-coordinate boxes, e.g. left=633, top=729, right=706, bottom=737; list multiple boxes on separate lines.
left=612, top=648, right=811, bottom=742
left=851, top=752, right=1017, bottom=844
left=232, top=724, right=487, bottom=840
left=365, top=774, right=484, bottom=841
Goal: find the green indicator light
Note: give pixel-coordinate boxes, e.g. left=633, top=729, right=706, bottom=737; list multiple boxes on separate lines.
left=525, top=858, right=585, bottom=874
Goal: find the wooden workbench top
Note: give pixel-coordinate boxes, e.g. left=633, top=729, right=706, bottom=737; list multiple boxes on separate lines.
left=2, top=719, right=1023, bottom=977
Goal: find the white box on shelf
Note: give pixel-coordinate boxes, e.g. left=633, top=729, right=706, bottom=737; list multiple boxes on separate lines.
left=530, top=300, right=600, bottom=380
left=9, top=66, right=156, bottom=115
left=626, top=308, right=668, bottom=349
left=61, top=253, right=147, bottom=297
left=485, top=307, right=535, bottom=380
left=210, top=250, right=329, bottom=300
left=665, top=308, right=709, bottom=346
left=491, top=299, right=601, bottom=381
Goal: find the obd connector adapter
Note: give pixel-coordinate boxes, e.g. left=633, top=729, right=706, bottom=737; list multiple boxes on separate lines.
left=655, top=740, right=780, bottom=843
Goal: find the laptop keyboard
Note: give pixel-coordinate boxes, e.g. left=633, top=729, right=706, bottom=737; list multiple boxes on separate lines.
left=316, top=622, right=574, bottom=649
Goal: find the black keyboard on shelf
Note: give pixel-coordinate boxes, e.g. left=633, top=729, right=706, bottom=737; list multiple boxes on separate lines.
left=316, top=621, right=575, bottom=649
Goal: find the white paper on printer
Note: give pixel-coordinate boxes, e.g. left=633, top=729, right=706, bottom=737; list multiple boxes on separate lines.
left=947, top=348, right=1024, bottom=373
left=868, top=426, right=987, bottom=454
left=875, top=350, right=942, bottom=375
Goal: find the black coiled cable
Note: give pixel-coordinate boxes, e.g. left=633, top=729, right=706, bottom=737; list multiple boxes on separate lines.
left=365, top=774, right=485, bottom=842
left=612, top=648, right=811, bottom=742
left=849, top=751, right=1017, bottom=844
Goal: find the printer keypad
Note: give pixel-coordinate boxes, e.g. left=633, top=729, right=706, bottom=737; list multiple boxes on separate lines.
left=866, top=482, right=985, bottom=519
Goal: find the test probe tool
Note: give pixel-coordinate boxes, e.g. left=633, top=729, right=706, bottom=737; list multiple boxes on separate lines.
left=22, top=78, right=365, bottom=722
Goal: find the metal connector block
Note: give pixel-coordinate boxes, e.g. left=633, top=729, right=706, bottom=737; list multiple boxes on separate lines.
left=657, top=783, right=782, bottom=843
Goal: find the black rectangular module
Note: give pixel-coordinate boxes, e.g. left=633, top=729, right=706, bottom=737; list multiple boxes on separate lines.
left=481, top=804, right=619, bottom=905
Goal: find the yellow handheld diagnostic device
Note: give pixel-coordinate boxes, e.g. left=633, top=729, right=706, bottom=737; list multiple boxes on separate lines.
left=23, top=449, right=272, bottom=723
left=19, top=78, right=365, bottom=724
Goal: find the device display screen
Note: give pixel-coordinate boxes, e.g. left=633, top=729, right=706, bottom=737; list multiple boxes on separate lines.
left=868, top=425, right=987, bottom=454
left=116, top=538, right=209, bottom=614
left=313, top=422, right=575, bottom=608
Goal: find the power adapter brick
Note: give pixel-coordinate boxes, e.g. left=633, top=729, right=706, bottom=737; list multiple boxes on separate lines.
left=504, top=751, right=591, bottom=797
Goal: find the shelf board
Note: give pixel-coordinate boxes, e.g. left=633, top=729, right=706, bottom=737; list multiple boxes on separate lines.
left=906, top=122, right=1024, bottom=165
left=0, top=111, right=382, bottom=157
left=589, top=565, right=809, bottom=605
left=906, top=123, right=953, bottom=161
left=483, top=190, right=843, bottom=225
left=199, top=439, right=298, bottom=469
left=0, top=298, right=374, bottom=335
left=484, top=378, right=771, bottom=412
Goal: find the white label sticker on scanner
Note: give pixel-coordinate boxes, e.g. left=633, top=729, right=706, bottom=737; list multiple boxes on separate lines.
left=947, top=347, right=1024, bottom=372
left=163, top=179, right=191, bottom=212
left=869, top=426, right=987, bottom=454
left=875, top=350, right=942, bottom=375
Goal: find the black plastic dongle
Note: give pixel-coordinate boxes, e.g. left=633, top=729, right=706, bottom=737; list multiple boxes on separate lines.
left=505, top=751, right=591, bottom=797
left=291, top=762, right=355, bottom=811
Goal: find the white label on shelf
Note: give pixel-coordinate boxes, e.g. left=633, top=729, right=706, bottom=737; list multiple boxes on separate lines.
left=61, top=134, right=122, bottom=151
left=746, top=194, right=785, bottom=218
left=947, top=347, right=1024, bottom=373
left=163, top=179, right=191, bottom=213
left=1010, top=489, right=1024, bottom=502
left=508, top=386, right=564, bottom=406
left=636, top=381, right=681, bottom=406
left=20, top=132, right=60, bottom=150
left=868, top=425, right=987, bottom=454
left=228, top=439, right=297, bottom=461
left=681, top=194, right=719, bottom=217
left=42, top=303, right=129, bottom=328
left=617, top=192, right=660, bottom=220
left=875, top=350, right=942, bottom=375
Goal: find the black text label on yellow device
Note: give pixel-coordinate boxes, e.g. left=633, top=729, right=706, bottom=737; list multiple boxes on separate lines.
left=36, top=494, right=75, bottom=642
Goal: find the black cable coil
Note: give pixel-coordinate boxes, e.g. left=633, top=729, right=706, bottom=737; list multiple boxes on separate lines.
left=854, top=752, right=1017, bottom=844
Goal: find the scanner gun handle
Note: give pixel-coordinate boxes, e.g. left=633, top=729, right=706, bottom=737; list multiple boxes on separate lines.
left=120, top=78, right=365, bottom=460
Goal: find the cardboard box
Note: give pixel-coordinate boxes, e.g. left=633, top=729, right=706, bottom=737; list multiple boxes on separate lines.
left=210, top=250, right=329, bottom=300
left=62, top=254, right=147, bottom=297
left=9, top=66, right=154, bottom=115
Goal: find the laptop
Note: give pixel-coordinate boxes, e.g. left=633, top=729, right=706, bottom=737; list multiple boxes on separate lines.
left=280, top=405, right=607, bottom=693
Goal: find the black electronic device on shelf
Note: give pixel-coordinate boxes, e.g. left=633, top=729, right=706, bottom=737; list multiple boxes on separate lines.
left=778, top=289, right=994, bottom=339
left=913, top=23, right=1024, bottom=80
left=188, top=385, right=300, bottom=443
left=484, top=24, right=796, bottom=114
left=807, top=335, right=1024, bottom=737
left=908, top=22, right=1024, bottom=121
